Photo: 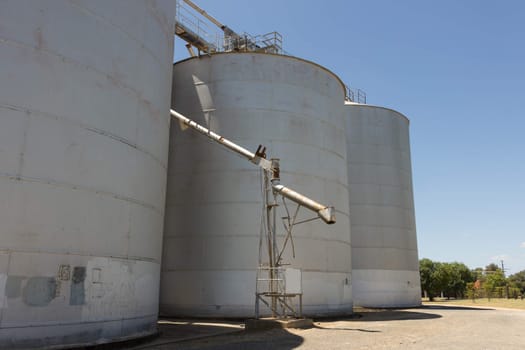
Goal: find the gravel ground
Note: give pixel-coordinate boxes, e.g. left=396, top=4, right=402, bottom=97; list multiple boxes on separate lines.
left=128, top=304, right=525, bottom=350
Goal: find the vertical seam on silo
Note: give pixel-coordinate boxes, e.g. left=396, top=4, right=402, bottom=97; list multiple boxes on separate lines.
left=16, top=110, right=32, bottom=180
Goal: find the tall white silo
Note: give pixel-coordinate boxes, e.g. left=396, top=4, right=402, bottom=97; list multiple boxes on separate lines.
left=0, top=1, right=175, bottom=347
left=161, top=52, right=352, bottom=317
left=345, top=102, right=421, bottom=307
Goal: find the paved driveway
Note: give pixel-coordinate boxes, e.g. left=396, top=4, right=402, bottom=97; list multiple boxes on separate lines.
left=127, top=304, right=525, bottom=350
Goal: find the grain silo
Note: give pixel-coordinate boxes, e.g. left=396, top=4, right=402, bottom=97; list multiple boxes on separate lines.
left=345, top=102, right=421, bottom=307
left=0, top=1, right=175, bottom=347
left=161, top=52, right=352, bottom=317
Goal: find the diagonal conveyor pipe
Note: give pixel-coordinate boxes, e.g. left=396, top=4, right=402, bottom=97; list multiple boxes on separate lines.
left=170, top=109, right=336, bottom=224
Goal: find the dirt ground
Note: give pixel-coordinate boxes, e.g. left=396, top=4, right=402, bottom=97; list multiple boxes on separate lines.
left=120, top=304, right=525, bottom=350
left=425, top=297, right=525, bottom=310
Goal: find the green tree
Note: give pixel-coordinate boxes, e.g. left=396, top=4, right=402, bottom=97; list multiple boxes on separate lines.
left=434, top=262, right=453, bottom=298
left=420, top=260, right=489, bottom=301
left=485, top=263, right=500, bottom=272
left=472, top=267, right=484, bottom=280
left=466, top=282, right=479, bottom=301
left=484, top=270, right=506, bottom=301
left=420, top=258, right=439, bottom=301
left=444, top=262, right=475, bottom=299
left=508, top=270, right=525, bottom=296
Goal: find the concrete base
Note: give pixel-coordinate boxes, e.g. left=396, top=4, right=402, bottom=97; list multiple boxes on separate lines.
left=245, top=318, right=313, bottom=330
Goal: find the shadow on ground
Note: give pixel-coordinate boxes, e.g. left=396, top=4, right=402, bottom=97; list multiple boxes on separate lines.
left=104, top=319, right=303, bottom=350
left=313, top=324, right=381, bottom=333
left=316, top=309, right=442, bottom=322
left=339, top=304, right=493, bottom=322
left=157, top=319, right=244, bottom=341
left=78, top=319, right=249, bottom=350
left=138, top=328, right=304, bottom=350
left=358, top=309, right=441, bottom=321
left=422, top=304, right=493, bottom=311
left=80, top=305, right=498, bottom=349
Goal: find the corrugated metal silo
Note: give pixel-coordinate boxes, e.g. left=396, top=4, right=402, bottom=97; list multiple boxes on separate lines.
left=345, top=102, right=421, bottom=307
left=0, top=1, right=175, bottom=347
left=162, top=53, right=352, bottom=317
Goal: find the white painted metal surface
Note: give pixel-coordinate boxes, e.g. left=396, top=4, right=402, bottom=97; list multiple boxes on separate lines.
left=345, top=102, right=421, bottom=307
left=162, top=53, right=352, bottom=317
left=0, top=1, right=175, bottom=347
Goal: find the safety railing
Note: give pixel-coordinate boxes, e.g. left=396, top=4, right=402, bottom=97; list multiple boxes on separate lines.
left=345, top=85, right=367, bottom=104
left=175, top=0, right=222, bottom=53
left=255, top=266, right=302, bottom=318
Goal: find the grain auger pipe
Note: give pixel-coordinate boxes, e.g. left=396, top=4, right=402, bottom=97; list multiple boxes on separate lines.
left=170, top=109, right=336, bottom=224
left=181, top=0, right=238, bottom=37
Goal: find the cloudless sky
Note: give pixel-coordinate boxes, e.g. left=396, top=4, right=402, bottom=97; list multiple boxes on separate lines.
left=175, top=0, right=525, bottom=274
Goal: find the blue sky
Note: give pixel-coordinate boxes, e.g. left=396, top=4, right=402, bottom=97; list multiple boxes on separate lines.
left=175, top=1, right=525, bottom=274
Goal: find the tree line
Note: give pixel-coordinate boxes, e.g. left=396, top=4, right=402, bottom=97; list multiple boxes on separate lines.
left=419, top=258, right=525, bottom=301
